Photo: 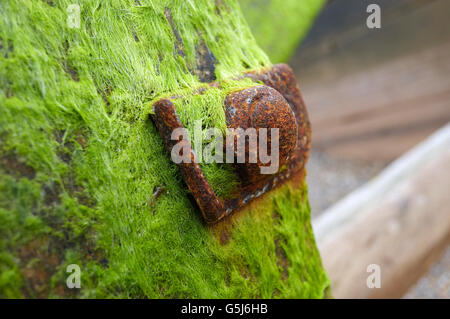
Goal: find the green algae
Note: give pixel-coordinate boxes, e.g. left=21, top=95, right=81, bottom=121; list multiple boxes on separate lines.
left=0, top=0, right=328, bottom=298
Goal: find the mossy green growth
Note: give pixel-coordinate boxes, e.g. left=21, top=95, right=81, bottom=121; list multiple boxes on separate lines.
left=239, top=0, right=326, bottom=63
left=0, top=0, right=328, bottom=298
left=221, top=182, right=330, bottom=298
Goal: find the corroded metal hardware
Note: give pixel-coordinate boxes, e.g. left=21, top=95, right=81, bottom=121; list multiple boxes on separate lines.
left=224, top=85, right=298, bottom=184
left=151, top=64, right=311, bottom=224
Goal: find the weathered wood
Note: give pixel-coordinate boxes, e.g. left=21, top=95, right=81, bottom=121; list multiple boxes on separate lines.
left=313, top=124, right=450, bottom=298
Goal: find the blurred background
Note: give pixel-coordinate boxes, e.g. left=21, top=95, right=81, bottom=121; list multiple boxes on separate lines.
left=242, top=0, right=450, bottom=298
left=292, top=0, right=450, bottom=299
left=292, top=0, right=450, bottom=214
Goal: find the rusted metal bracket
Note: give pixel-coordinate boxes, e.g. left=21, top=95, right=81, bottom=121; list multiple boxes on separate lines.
left=151, top=64, right=311, bottom=224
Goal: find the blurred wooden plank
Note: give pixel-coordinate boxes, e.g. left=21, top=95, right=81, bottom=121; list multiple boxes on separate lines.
left=305, top=40, right=450, bottom=160
left=292, top=0, right=450, bottom=161
left=323, top=125, right=443, bottom=161
left=313, top=124, right=450, bottom=298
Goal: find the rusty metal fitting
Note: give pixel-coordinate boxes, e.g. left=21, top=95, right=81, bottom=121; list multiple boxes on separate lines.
left=151, top=63, right=311, bottom=224
left=224, top=85, right=298, bottom=184
left=152, top=98, right=227, bottom=223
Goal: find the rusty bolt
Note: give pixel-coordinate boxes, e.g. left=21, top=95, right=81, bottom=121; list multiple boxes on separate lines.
left=224, top=85, right=298, bottom=184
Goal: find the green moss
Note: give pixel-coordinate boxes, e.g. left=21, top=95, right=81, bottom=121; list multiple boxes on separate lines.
left=0, top=0, right=328, bottom=298
left=239, top=0, right=326, bottom=62
left=221, top=182, right=330, bottom=298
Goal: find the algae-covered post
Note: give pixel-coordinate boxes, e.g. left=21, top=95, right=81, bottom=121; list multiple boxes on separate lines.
left=0, top=0, right=328, bottom=298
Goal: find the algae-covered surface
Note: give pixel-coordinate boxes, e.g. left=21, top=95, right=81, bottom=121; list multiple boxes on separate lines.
left=0, top=0, right=329, bottom=298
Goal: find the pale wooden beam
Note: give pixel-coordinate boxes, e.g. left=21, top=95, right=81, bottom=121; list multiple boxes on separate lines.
left=313, top=123, right=450, bottom=298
